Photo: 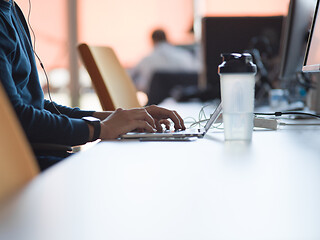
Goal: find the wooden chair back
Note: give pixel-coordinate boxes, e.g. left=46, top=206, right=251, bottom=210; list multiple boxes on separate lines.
left=78, top=43, right=141, bottom=111
left=0, top=82, right=38, bottom=203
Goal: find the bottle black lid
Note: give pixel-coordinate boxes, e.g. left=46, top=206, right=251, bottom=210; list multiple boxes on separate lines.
left=218, top=53, right=257, bottom=74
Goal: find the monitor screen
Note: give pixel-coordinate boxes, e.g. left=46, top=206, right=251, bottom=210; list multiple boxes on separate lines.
left=201, top=16, right=284, bottom=99
left=303, top=0, right=320, bottom=72
left=279, top=0, right=316, bottom=80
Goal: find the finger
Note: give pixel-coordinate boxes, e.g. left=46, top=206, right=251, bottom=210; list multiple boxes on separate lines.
left=166, top=110, right=185, bottom=130
left=159, top=119, right=171, bottom=130
left=133, top=128, right=144, bottom=133
left=173, top=110, right=186, bottom=130
left=135, top=120, right=157, bottom=133
left=175, top=111, right=186, bottom=129
left=132, top=109, right=156, bottom=129
left=145, top=105, right=185, bottom=130
left=154, top=120, right=163, bottom=132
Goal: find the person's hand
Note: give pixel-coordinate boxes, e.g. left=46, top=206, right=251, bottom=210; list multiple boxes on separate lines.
left=92, top=111, right=113, bottom=121
left=99, top=108, right=157, bottom=139
left=145, top=105, right=186, bottom=132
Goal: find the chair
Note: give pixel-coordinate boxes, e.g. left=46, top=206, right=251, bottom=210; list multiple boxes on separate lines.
left=0, top=82, right=39, bottom=203
left=78, top=43, right=141, bottom=111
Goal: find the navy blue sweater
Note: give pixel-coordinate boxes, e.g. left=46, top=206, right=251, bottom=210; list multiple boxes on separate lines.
left=0, top=0, right=94, bottom=146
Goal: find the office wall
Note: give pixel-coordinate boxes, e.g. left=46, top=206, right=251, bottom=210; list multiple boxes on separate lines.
left=205, top=0, right=289, bottom=16
left=78, top=0, right=194, bottom=67
left=17, top=0, right=290, bottom=70
left=17, top=0, right=68, bottom=71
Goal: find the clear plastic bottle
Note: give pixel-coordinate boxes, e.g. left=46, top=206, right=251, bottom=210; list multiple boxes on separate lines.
left=218, top=53, right=257, bottom=141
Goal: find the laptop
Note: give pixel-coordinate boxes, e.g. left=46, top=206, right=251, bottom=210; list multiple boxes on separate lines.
left=121, top=102, right=222, bottom=140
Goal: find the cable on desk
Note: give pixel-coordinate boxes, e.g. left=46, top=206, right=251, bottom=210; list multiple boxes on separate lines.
left=279, top=122, right=320, bottom=126
left=254, top=111, right=320, bottom=119
left=183, top=104, right=222, bottom=129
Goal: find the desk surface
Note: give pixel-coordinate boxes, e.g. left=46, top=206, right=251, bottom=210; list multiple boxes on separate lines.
left=1, top=104, right=320, bottom=240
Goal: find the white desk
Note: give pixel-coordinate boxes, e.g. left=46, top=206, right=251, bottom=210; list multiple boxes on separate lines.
left=0, top=110, right=320, bottom=239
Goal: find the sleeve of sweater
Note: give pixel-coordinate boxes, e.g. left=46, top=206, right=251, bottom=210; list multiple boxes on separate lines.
left=1, top=77, right=91, bottom=147
left=0, top=35, right=91, bottom=147
left=2, top=83, right=91, bottom=146
left=17, top=103, right=90, bottom=147
left=44, top=100, right=95, bottom=119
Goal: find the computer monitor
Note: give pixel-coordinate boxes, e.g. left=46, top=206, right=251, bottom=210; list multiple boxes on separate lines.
left=279, top=0, right=316, bottom=81
left=201, top=16, right=284, bottom=99
left=303, top=0, right=320, bottom=72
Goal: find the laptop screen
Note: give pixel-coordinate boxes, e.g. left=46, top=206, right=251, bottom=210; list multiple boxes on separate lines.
left=204, top=102, right=222, bottom=132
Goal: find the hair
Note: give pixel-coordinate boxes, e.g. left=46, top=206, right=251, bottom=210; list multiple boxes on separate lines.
left=151, top=29, right=167, bottom=44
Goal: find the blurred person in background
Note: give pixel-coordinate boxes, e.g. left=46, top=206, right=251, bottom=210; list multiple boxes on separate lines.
left=130, top=28, right=201, bottom=95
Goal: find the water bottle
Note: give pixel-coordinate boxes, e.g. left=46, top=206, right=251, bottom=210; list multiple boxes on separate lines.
left=218, top=53, right=257, bottom=141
